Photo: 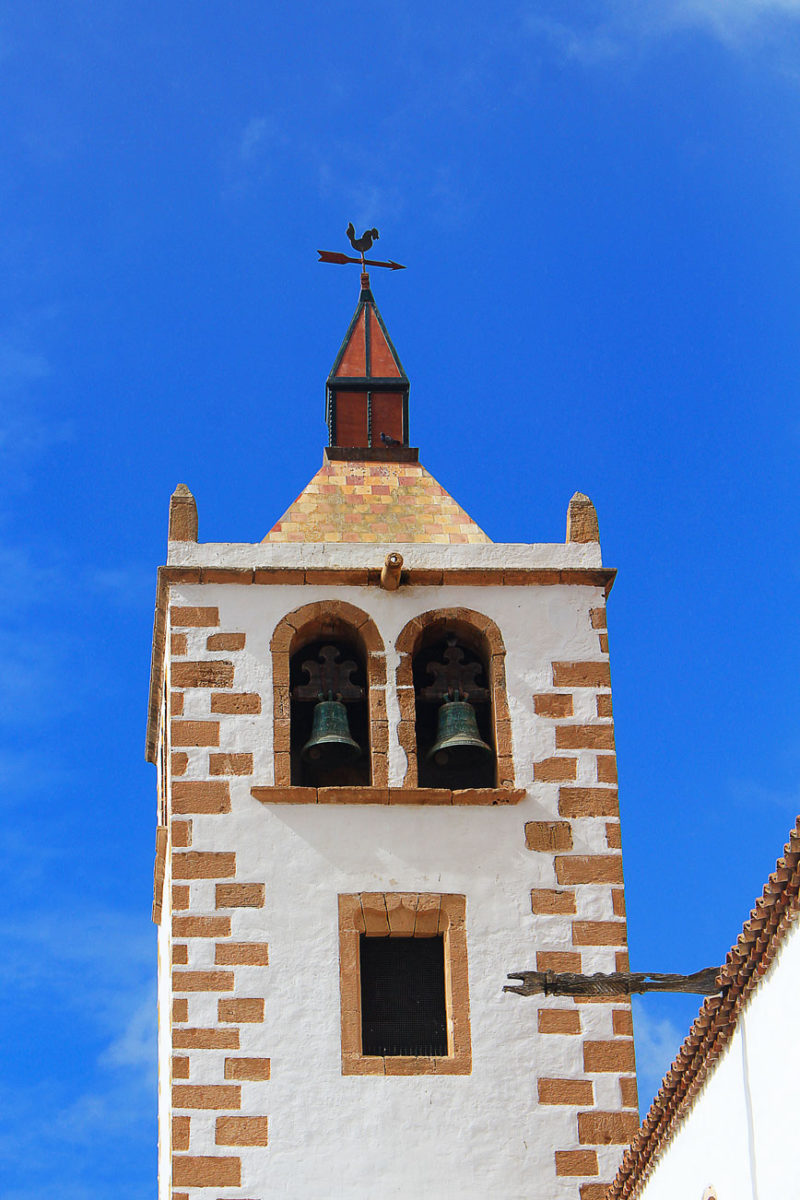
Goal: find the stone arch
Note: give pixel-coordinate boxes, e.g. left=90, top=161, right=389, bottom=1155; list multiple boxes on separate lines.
left=395, top=608, right=513, bottom=789
left=270, top=601, right=387, bottom=788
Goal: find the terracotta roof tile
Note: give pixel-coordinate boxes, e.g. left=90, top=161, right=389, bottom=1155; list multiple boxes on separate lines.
left=263, top=459, right=490, bottom=544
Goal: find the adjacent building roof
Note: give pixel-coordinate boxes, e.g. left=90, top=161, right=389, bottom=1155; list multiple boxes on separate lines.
left=607, top=815, right=800, bottom=1199
left=263, top=457, right=492, bottom=544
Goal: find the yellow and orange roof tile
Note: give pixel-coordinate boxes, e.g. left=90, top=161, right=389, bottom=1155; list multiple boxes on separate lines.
left=264, top=460, right=490, bottom=544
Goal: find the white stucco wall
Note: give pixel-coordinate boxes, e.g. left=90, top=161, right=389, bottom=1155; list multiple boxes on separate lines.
left=636, top=914, right=800, bottom=1200
left=163, top=546, right=626, bottom=1199
left=156, top=689, right=173, bottom=1200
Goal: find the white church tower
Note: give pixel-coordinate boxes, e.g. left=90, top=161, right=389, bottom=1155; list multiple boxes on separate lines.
left=147, top=268, right=638, bottom=1199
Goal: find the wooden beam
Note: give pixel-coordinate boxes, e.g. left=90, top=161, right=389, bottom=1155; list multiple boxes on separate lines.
left=504, top=967, right=722, bottom=997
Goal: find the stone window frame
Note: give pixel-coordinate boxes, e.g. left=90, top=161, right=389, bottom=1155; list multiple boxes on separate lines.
left=395, top=608, right=514, bottom=789
left=338, top=892, right=471, bottom=1076
left=270, top=602, right=388, bottom=788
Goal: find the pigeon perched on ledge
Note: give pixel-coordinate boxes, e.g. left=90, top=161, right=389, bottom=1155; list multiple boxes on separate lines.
left=346, top=223, right=379, bottom=253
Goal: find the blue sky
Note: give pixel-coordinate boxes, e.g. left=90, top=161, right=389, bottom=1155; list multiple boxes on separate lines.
left=2, top=3, right=800, bottom=1194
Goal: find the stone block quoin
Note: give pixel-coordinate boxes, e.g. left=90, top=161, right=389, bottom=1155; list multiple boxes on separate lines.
left=528, top=645, right=631, bottom=1196
left=169, top=842, right=271, bottom=1186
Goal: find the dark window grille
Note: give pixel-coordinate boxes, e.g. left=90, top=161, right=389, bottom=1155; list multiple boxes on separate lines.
left=359, top=935, right=447, bottom=1057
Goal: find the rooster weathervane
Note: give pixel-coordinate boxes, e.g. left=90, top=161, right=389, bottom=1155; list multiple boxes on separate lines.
left=318, top=224, right=406, bottom=273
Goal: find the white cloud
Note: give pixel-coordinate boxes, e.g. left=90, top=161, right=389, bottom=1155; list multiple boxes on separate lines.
left=428, top=165, right=481, bottom=230
left=523, top=13, right=628, bottom=64
left=523, top=0, right=800, bottom=62
left=0, top=541, right=153, bottom=613
left=0, top=340, right=49, bottom=393
left=0, top=542, right=62, bottom=604
left=0, top=907, right=156, bottom=1192
left=317, top=152, right=406, bottom=233
left=0, top=1067, right=155, bottom=1195
left=0, top=743, right=74, bottom=798
left=632, top=996, right=687, bottom=1105
left=674, top=0, right=800, bottom=33
left=729, top=775, right=800, bottom=814
left=0, top=542, right=152, bottom=735
left=100, top=986, right=157, bottom=1076
left=0, top=628, right=75, bottom=729
left=0, top=547, right=80, bottom=728
left=221, top=114, right=294, bottom=200
left=87, top=563, right=154, bottom=609
left=239, top=115, right=278, bottom=163
left=651, top=0, right=800, bottom=47
left=0, top=907, right=154, bottom=1026
left=0, top=327, right=72, bottom=509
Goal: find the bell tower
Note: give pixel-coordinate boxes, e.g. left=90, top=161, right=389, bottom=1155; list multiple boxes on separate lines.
left=148, top=267, right=638, bottom=1199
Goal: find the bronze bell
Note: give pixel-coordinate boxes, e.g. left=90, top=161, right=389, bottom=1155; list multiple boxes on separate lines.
left=426, top=697, right=493, bottom=768
left=301, top=698, right=361, bottom=765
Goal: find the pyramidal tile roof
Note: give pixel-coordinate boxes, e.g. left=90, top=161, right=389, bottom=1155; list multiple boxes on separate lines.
left=263, top=458, right=491, bottom=544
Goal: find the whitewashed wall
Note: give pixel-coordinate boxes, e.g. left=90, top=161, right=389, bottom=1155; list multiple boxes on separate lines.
left=637, top=915, right=800, bottom=1200
left=156, top=734, right=173, bottom=1200
left=163, top=543, right=627, bottom=1199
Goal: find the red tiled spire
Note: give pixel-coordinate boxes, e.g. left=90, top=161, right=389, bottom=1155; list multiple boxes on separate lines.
left=326, top=274, right=409, bottom=451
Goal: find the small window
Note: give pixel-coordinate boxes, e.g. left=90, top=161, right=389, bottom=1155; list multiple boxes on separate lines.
left=360, top=935, right=447, bottom=1057
left=338, top=892, right=471, bottom=1076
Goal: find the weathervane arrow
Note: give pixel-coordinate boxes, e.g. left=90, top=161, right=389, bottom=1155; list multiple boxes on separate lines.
left=318, top=250, right=406, bottom=270
left=318, top=224, right=406, bottom=273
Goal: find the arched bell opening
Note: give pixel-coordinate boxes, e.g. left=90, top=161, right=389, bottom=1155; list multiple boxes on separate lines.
left=412, top=632, right=496, bottom=790
left=290, top=637, right=370, bottom=787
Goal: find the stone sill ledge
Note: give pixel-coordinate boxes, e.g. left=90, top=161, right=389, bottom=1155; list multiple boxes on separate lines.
left=342, top=1054, right=471, bottom=1076
left=251, top=785, right=525, bottom=806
